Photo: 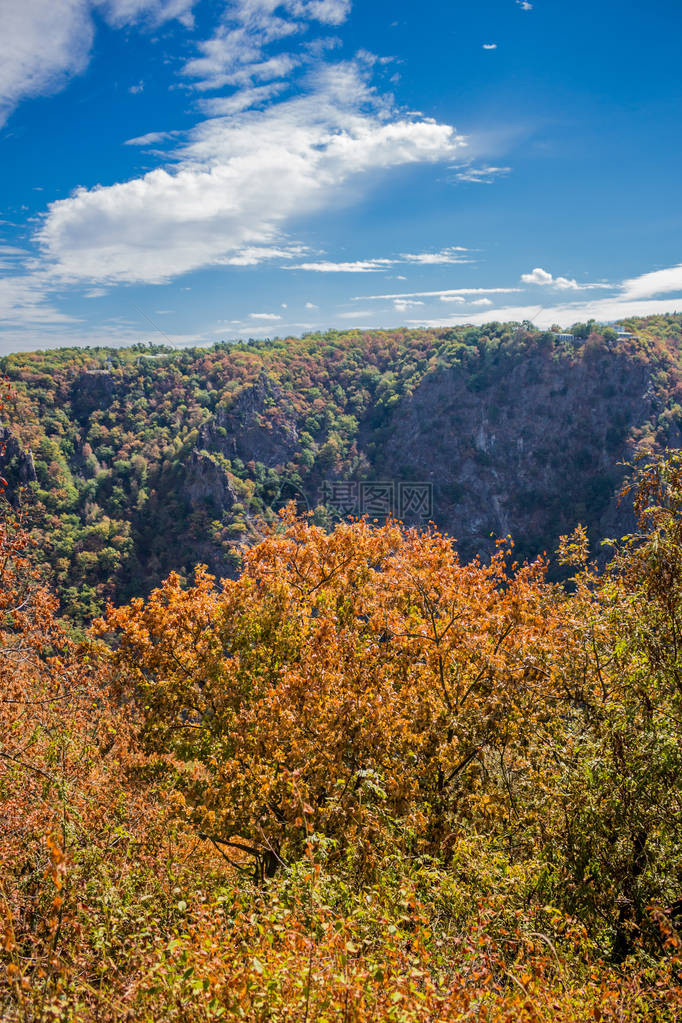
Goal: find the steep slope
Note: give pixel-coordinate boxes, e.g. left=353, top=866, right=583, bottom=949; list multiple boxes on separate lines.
left=371, top=340, right=664, bottom=562
left=2, top=314, right=681, bottom=621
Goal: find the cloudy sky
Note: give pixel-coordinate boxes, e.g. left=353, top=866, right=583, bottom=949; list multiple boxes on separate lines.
left=1, top=0, right=681, bottom=353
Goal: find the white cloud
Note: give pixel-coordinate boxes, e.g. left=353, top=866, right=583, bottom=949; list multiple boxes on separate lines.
left=440, top=295, right=465, bottom=303
left=36, top=62, right=464, bottom=284
left=290, top=259, right=393, bottom=272
left=198, top=83, right=287, bottom=116
left=355, top=287, right=522, bottom=301
left=393, top=298, right=424, bottom=313
left=0, top=273, right=79, bottom=326
left=521, top=267, right=583, bottom=290
left=620, top=263, right=682, bottom=300
left=0, top=0, right=93, bottom=127
left=182, top=0, right=350, bottom=92
left=290, top=247, right=471, bottom=272
left=224, top=245, right=304, bottom=265
left=305, top=301, right=318, bottom=308
left=303, top=1, right=352, bottom=25
left=453, top=164, right=511, bottom=184
left=522, top=267, right=553, bottom=285
left=249, top=312, right=282, bottom=320
left=470, top=297, right=493, bottom=306
left=98, top=1, right=196, bottom=29
left=400, top=247, right=470, bottom=265
left=517, top=1, right=533, bottom=9
left=482, top=43, right=497, bottom=50
left=0, top=0, right=197, bottom=127
left=124, top=129, right=181, bottom=146
left=0, top=245, right=29, bottom=257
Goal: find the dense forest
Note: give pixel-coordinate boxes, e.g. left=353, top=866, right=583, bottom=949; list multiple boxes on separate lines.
left=2, top=313, right=682, bottom=623
left=3, top=316, right=682, bottom=1019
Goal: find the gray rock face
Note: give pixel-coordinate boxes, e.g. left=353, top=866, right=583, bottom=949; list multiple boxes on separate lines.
left=370, top=349, right=655, bottom=562
left=182, top=450, right=236, bottom=513
left=199, top=371, right=299, bottom=468
left=0, top=427, right=37, bottom=502
left=71, top=371, right=115, bottom=422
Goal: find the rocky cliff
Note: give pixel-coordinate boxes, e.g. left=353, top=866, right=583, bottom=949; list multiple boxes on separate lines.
left=2, top=315, right=681, bottom=620
left=0, top=427, right=37, bottom=504
left=370, top=343, right=662, bottom=562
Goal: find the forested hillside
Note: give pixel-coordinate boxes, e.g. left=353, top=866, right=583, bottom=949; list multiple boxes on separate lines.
left=4, top=433, right=682, bottom=1018
left=4, top=328, right=682, bottom=1019
left=2, top=314, right=682, bottom=622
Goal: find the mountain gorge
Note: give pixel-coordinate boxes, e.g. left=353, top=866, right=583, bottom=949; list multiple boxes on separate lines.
left=5, top=317, right=682, bottom=1019
left=2, top=313, right=682, bottom=622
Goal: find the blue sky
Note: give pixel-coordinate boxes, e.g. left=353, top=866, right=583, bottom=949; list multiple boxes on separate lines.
left=1, top=0, right=681, bottom=354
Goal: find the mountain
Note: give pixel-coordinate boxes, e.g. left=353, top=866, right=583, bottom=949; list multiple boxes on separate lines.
left=2, top=313, right=682, bottom=622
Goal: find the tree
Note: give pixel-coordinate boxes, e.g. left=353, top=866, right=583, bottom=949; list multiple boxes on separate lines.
left=550, top=454, right=682, bottom=956
left=98, top=511, right=564, bottom=878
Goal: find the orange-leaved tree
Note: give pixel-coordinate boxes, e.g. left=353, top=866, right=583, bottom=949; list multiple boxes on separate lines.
left=97, top=510, right=566, bottom=878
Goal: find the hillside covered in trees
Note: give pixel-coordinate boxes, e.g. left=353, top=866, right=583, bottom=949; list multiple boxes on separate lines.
left=0, top=314, right=680, bottom=622
left=3, top=418, right=682, bottom=1018
left=3, top=322, right=682, bottom=1018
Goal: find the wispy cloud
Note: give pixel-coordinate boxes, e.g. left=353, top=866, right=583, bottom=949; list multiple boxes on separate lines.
left=393, top=298, right=424, bottom=313
left=249, top=311, right=282, bottom=320
left=124, top=129, right=182, bottom=146
left=0, top=273, right=79, bottom=326
left=399, top=247, right=471, bottom=265
left=620, top=263, right=682, bottom=300
left=181, top=0, right=351, bottom=92
left=290, top=259, right=394, bottom=273
left=0, top=0, right=197, bottom=127
left=353, top=287, right=522, bottom=301
left=198, top=82, right=287, bottom=116
left=453, top=164, right=511, bottom=184
left=482, top=43, right=498, bottom=50
left=290, top=248, right=471, bottom=272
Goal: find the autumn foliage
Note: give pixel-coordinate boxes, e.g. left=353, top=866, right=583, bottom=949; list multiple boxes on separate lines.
left=3, top=362, right=682, bottom=1018
left=98, top=514, right=564, bottom=881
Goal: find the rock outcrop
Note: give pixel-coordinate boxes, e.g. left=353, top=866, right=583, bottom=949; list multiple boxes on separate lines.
left=199, top=372, right=299, bottom=468
left=182, top=450, right=236, bottom=514
left=70, top=371, right=115, bottom=422
left=370, top=347, right=655, bottom=562
left=0, top=427, right=37, bottom=502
